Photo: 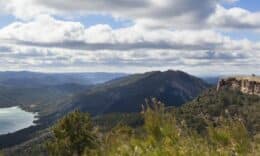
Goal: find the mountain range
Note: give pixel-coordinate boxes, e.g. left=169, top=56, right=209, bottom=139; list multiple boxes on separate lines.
left=0, top=70, right=210, bottom=149
left=0, top=71, right=127, bottom=87
left=69, top=70, right=209, bottom=115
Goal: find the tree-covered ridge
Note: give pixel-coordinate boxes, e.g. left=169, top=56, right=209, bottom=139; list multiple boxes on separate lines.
left=70, top=70, right=209, bottom=115
left=176, top=88, right=260, bottom=134
left=46, top=97, right=259, bottom=156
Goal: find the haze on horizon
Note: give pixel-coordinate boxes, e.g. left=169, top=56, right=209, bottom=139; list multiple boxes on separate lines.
left=0, top=0, right=259, bottom=76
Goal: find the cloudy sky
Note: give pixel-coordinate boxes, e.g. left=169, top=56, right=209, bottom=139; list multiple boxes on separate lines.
left=0, top=0, right=259, bottom=75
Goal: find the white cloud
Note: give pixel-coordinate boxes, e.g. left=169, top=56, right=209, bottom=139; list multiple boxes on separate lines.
left=0, top=46, right=258, bottom=75
left=1, top=0, right=57, bottom=20
left=208, top=5, right=260, bottom=30
left=0, top=16, right=259, bottom=74
left=1, top=0, right=260, bottom=30
left=221, top=0, right=239, bottom=4
left=0, top=15, right=258, bottom=52
left=36, top=0, right=217, bottom=28
left=0, top=15, right=85, bottom=42
left=0, top=1, right=259, bottom=74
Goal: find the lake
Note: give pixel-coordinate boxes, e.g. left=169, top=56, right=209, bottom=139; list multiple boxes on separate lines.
left=0, top=107, right=37, bottom=135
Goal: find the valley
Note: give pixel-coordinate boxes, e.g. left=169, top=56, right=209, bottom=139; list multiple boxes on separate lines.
left=0, top=70, right=209, bottom=148
left=0, top=70, right=259, bottom=156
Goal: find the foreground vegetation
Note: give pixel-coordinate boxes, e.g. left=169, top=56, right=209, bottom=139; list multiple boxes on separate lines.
left=46, top=98, right=259, bottom=156
left=3, top=89, right=259, bottom=155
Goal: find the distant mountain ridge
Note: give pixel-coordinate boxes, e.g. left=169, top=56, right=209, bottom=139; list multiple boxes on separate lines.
left=0, top=71, right=127, bottom=117
left=0, top=70, right=209, bottom=119
left=69, top=70, right=210, bottom=115
left=202, top=76, right=220, bottom=85
left=0, top=71, right=127, bottom=87
left=0, top=70, right=209, bottom=149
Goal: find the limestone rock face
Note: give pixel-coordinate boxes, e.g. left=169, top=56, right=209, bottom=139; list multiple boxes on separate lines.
left=217, top=76, right=260, bottom=96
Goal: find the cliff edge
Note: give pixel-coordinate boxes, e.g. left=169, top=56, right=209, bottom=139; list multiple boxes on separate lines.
left=217, top=75, right=260, bottom=96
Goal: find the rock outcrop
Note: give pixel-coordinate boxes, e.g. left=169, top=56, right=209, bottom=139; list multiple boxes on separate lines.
left=217, top=76, right=260, bottom=96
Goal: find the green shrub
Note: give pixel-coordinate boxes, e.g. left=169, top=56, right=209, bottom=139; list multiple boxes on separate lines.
left=46, top=110, right=99, bottom=156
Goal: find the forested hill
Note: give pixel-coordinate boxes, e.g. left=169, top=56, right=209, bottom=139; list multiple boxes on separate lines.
left=69, top=70, right=210, bottom=115
left=175, top=88, right=260, bottom=134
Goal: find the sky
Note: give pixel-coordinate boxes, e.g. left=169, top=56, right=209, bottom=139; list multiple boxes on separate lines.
left=0, top=0, right=259, bottom=76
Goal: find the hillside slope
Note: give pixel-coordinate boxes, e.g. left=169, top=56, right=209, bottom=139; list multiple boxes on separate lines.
left=0, top=70, right=209, bottom=150
left=176, top=88, right=260, bottom=134
left=70, top=70, right=209, bottom=114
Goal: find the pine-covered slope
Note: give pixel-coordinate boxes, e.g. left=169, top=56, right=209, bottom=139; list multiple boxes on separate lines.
left=70, top=70, right=209, bottom=115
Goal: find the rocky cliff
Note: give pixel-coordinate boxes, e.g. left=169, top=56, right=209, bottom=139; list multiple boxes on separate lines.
left=217, top=76, right=260, bottom=96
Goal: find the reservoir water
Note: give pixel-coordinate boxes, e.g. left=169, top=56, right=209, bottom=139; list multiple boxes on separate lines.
left=0, top=107, right=37, bottom=135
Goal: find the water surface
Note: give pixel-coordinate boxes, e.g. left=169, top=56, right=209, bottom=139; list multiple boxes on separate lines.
left=0, top=107, right=37, bottom=135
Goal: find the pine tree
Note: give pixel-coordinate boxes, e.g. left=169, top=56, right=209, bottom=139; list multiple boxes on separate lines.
left=46, top=111, right=99, bottom=156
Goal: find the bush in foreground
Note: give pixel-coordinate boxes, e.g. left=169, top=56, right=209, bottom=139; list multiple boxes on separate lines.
left=46, top=111, right=99, bottom=156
